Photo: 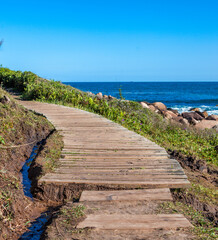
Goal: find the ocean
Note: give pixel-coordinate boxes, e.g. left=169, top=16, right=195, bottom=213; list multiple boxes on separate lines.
left=63, top=82, right=218, bottom=115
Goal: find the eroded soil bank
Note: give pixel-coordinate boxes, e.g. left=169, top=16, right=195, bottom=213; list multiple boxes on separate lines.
left=0, top=88, right=54, bottom=239
left=169, top=150, right=218, bottom=224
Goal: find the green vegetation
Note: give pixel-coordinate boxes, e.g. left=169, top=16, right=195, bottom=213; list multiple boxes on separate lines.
left=0, top=67, right=217, bottom=166
left=185, top=183, right=218, bottom=206
left=35, top=131, right=63, bottom=174
left=158, top=201, right=218, bottom=239
left=0, top=87, right=54, bottom=239
left=60, top=205, right=85, bottom=219
left=0, top=87, right=53, bottom=149
left=0, top=171, right=20, bottom=223
left=59, top=204, right=86, bottom=228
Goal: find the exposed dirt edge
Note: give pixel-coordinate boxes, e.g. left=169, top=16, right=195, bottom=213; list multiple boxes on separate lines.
left=171, top=189, right=217, bottom=224
left=168, top=149, right=217, bottom=225
left=168, top=149, right=218, bottom=184
left=34, top=182, right=155, bottom=203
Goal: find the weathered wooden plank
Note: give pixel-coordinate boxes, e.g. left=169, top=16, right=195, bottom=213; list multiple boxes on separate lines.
left=41, top=173, right=188, bottom=181
left=77, top=214, right=192, bottom=230
left=38, top=178, right=190, bottom=189
left=58, top=166, right=183, bottom=170
left=61, top=155, right=170, bottom=160
left=58, top=158, right=179, bottom=163
left=79, top=189, right=173, bottom=202
left=55, top=169, right=185, bottom=175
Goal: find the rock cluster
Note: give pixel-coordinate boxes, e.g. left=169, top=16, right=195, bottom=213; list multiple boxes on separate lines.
left=87, top=91, right=217, bottom=131
left=140, top=101, right=218, bottom=131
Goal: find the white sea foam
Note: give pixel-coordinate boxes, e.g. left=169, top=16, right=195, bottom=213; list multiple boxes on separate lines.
left=172, top=105, right=218, bottom=115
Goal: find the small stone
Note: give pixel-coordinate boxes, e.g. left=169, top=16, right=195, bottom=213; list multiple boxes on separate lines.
left=167, top=108, right=179, bottom=115
left=152, top=102, right=167, bottom=111
left=87, top=92, right=95, bottom=96
left=166, top=111, right=178, bottom=119
left=171, top=116, right=183, bottom=122
left=206, top=115, right=218, bottom=121
left=140, top=102, right=149, bottom=109
left=189, top=117, right=199, bottom=125
left=179, top=118, right=189, bottom=126
left=103, top=95, right=108, bottom=99
left=199, top=166, right=208, bottom=174
left=202, top=111, right=209, bottom=118
left=190, top=107, right=200, bottom=112
left=96, top=92, right=103, bottom=100
left=0, top=95, right=11, bottom=104
left=148, top=104, right=157, bottom=112
left=108, top=95, right=115, bottom=100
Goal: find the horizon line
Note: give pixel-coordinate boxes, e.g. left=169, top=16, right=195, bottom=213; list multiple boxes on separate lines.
left=61, top=80, right=218, bottom=83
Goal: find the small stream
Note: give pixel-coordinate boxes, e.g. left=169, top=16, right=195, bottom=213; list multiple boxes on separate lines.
left=18, top=143, right=51, bottom=240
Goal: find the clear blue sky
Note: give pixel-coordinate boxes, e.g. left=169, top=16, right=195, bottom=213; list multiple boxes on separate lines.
left=0, top=0, right=218, bottom=82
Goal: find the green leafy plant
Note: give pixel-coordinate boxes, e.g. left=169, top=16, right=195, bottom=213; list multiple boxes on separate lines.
left=0, top=136, right=5, bottom=144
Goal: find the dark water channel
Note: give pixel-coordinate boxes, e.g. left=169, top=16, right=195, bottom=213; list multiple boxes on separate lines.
left=18, top=143, right=51, bottom=240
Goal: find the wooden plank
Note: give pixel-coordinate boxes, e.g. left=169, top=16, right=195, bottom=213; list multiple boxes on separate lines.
left=54, top=169, right=186, bottom=175
left=58, top=166, right=183, bottom=170
left=79, top=189, right=173, bottom=202
left=61, top=155, right=170, bottom=160
left=40, top=173, right=187, bottom=181
left=38, top=178, right=190, bottom=188
left=58, top=159, right=179, bottom=164
left=77, top=214, right=192, bottom=230
left=60, top=153, right=169, bottom=157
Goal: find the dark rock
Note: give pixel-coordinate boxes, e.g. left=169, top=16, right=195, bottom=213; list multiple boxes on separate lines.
left=206, top=115, right=218, bottom=121
left=189, top=117, right=199, bottom=125
left=108, top=95, right=115, bottom=100
left=0, top=95, right=11, bottom=104
left=202, top=111, right=209, bottom=118
left=182, top=112, right=204, bottom=121
left=190, top=107, right=200, bottom=112
left=212, top=125, right=218, bottom=130
left=196, top=111, right=208, bottom=118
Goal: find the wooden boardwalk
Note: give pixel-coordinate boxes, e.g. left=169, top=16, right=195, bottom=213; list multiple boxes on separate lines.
left=20, top=101, right=189, bottom=189
left=20, top=101, right=192, bottom=236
